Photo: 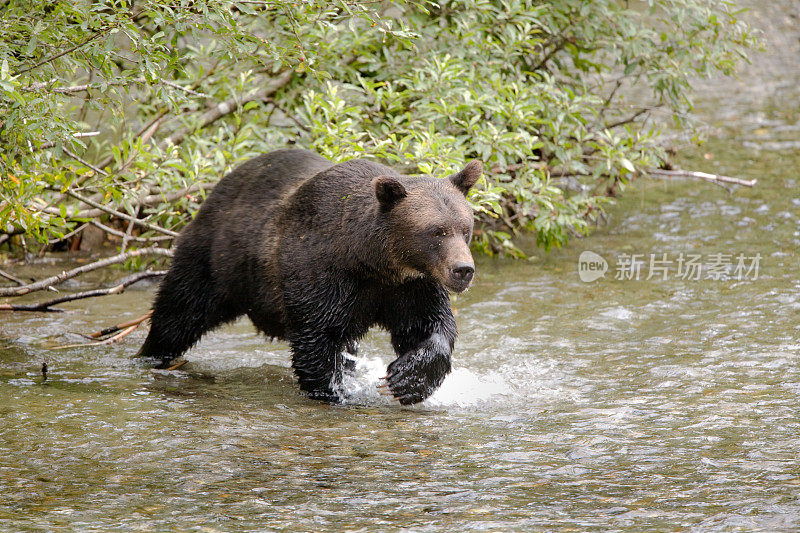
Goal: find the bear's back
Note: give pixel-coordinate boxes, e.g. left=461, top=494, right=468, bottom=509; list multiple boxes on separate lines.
left=185, top=149, right=332, bottom=244
left=213, top=149, right=333, bottom=209
left=171, top=150, right=332, bottom=303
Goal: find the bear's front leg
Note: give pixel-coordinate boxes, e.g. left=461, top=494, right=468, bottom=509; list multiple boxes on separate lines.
left=290, top=334, right=346, bottom=403
left=342, top=340, right=359, bottom=374
left=283, top=275, right=362, bottom=403
left=384, top=279, right=458, bottom=405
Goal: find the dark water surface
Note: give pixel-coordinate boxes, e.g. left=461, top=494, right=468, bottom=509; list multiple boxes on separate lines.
left=2, top=6, right=800, bottom=532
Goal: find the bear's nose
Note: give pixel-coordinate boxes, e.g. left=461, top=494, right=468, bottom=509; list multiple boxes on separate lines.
left=451, top=262, right=474, bottom=284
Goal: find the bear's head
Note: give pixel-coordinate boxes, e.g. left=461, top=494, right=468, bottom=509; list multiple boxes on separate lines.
left=373, top=160, right=482, bottom=292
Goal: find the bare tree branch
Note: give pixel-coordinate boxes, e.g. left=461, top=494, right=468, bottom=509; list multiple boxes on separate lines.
left=39, top=182, right=212, bottom=222
left=23, top=77, right=207, bottom=97
left=531, top=36, right=568, bottom=72
left=265, top=97, right=310, bottom=131
left=94, top=109, right=170, bottom=170
left=89, top=220, right=174, bottom=243
left=54, top=323, right=139, bottom=349
left=603, top=107, right=654, bottom=130
left=161, top=79, right=207, bottom=97
left=38, top=132, right=101, bottom=151
left=63, top=190, right=179, bottom=237
left=63, top=148, right=109, bottom=176
left=162, top=69, right=293, bottom=147
left=86, top=310, right=153, bottom=339
left=0, top=268, right=26, bottom=286
left=0, top=270, right=166, bottom=312
left=0, top=246, right=173, bottom=297
left=46, top=222, right=88, bottom=245
left=0, top=228, right=25, bottom=247
left=13, top=30, right=107, bottom=76
left=138, top=182, right=213, bottom=205
left=647, top=168, right=757, bottom=188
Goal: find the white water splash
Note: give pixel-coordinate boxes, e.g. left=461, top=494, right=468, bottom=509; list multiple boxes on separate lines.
left=184, top=336, right=565, bottom=409
left=425, top=367, right=512, bottom=407
left=341, top=356, right=517, bottom=408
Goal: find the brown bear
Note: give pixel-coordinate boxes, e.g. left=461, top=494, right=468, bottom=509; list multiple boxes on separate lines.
left=138, top=149, right=481, bottom=405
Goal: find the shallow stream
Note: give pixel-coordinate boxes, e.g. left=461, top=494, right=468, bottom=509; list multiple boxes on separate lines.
left=2, top=4, right=800, bottom=531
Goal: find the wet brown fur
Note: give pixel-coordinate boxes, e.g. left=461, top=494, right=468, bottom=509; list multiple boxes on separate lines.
left=139, top=149, right=482, bottom=404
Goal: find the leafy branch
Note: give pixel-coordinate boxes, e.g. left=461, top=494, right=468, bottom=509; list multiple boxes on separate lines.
left=0, top=0, right=758, bottom=284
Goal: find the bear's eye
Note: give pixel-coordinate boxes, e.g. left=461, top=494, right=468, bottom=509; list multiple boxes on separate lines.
left=430, top=227, right=447, bottom=238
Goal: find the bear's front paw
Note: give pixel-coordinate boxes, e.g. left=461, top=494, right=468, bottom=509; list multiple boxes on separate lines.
left=385, top=345, right=451, bottom=405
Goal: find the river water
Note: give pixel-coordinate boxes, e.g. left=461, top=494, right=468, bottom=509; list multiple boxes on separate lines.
left=2, top=7, right=800, bottom=533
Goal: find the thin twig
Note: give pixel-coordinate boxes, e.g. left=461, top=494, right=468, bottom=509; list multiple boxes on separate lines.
left=38, top=132, right=102, bottom=151
left=0, top=271, right=165, bottom=312
left=137, top=182, right=212, bottom=205
left=53, top=324, right=138, bottom=349
left=531, top=36, right=568, bottom=72
left=603, top=107, right=653, bottom=130
left=86, top=310, right=153, bottom=339
left=24, top=78, right=207, bottom=98
left=13, top=30, right=106, bottom=76
left=122, top=184, right=150, bottom=253
left=265, top=97, right=309, bottom=131
left=166, top=360, right=187, bottom=371
left=89, top=220, right=174, bottom=243
left=134, top=109, right=170, bottom=143
left=597, top=78, right=623, bottom=122
left=160, top=79, right=207, bottom=97
left=121, top=216, right=136, bottom=254
left=39, top=182, right=209, bottom=224
left=94, top=108, right=169, bottom=170
left=647, top=168, right=757, bottom=188
left=46, top=222, right=88, bottom=245
left=163, top=69, right=293, bottom=147
left=63, top=148, right=109, bottom=176
left=489, top=162, right=547, bottom=175
left=0, top=246, right=172, bottom=297
left=0, top=268, right=26, bottom=286
left=63, top=190, right=179, bottom=237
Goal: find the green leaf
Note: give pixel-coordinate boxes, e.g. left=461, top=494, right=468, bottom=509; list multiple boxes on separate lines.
left=620, top=158, right=636, bottom=173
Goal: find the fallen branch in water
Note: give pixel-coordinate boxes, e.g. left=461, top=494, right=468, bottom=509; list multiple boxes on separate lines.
left=0, top=247, right=173, bottom=297
left=86, top=310, right=152, bottom=339
left=166, top=360, right=187, bottom=371
left=646, top=168, right=757, bottom=188
left=54, top=323, right=139, bottom=350
left=54, top=310, right=153, bottom=349
left=0, top=272, right=165, bottom=312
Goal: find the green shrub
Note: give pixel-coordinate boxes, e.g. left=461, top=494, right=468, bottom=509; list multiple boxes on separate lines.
left=0, top=0, right=756, bottom=256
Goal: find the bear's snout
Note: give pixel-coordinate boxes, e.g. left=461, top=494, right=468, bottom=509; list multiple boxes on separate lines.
left=449, top=261, right=475, bottom=291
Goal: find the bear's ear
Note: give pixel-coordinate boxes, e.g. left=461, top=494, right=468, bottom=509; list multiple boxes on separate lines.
left=373, top=176, right=407, bottom=211
left=448, top=160, right=483, bottom=196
